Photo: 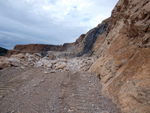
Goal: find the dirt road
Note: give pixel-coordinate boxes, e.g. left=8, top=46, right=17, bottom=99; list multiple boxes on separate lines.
left=0, top=67, right=120, bottom=113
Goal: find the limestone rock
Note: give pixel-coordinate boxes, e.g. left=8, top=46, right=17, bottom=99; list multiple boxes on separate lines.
left=0, top=62, right=9, bottom=70
left=20, top=66, right=24, bottom=69
left=44, top=63, right=52, bottom=68
left=34, top=53, right=42, bottom=58
left=44, top=71, right=48, bottom=74
left=57, top=63, right=66, bottom=69
left=7, top=58, right=20, bottom=63
left=11, top=53, right=26, bottom=60
left=50, top=70, right=56, bottom=73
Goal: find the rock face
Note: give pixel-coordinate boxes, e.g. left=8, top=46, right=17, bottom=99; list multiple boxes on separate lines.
left=6, top=34, right=85, bottom=57
left=14, top=44, right=63, bottom=52
left=63, top=34, right=85, bottom=53
left=89, top=0, right=150, bottom=113
left=5, top=44, right=64, bottom=57
left=77, top=23, right=108, bottom=57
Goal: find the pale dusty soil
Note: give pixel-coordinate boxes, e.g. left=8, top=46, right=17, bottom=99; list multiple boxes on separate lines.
left=0, top=67, right=120, bottom=113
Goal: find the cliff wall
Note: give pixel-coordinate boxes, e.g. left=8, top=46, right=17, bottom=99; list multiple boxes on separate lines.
left=89, top=0, right=150, bottom=112
left=6, top=34, right=85, bottom=57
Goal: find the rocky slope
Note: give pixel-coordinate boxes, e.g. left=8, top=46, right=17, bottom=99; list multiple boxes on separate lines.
left=89, top=0, right=150, bottom=113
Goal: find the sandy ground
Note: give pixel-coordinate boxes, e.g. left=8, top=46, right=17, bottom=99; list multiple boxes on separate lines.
left=0, top=67, right=120, bottom=113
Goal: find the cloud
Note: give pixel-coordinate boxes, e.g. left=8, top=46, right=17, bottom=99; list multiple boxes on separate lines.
left=0, top=0, right=118, bottom=49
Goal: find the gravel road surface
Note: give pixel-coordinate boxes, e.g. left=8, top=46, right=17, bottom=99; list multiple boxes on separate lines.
left=0, top=67, right=120, bottom=113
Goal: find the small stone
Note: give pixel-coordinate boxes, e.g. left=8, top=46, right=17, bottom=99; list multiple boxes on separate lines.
left=50, top=70, right=55, bottom=73
left=34, top=84, right=37, bottom=87
left=34, top=53, right=42, bottom=57
left=11, top=110, right=14, bottom=113
left=41, top=79, right=44, bottom=82
left=23, top=92, right=25, bottom=94
left=24, top=64, right=28, bottom=67
left=11, top=89, right=15, bottom=92
left=57, top=63, right=66, bottom=69
left=101, top=111, right=109, bottom=113
left=59, top=69, right=63, bottom=72
left=63, top=67, right=67, bottom=71
left=20, top=66, right=24, bottom=69
left=72, top=93, right=75, bottom=96
left=20, top=62, right=24, bottom=65
left=68, top=109, right=73, bottom=112
left=30, top=63, right=34, bottom=66
left=70, top=107, right=75, bottom=111
left=44, top=71, right=48, bottom=74
left=16, top=67, right=20, bottom=70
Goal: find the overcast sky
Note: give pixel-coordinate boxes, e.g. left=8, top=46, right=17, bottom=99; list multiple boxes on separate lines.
left=0, top=0, right=118, bottom=49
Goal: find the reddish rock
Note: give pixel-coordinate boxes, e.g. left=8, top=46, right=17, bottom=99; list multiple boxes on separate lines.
left=6, top=34, right=85, bottom=57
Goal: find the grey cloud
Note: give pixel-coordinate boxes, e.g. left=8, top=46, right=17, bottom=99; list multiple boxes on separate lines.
left=0, top=0, right=118, bottom=49
left=0, top=2, right=87, bottom=49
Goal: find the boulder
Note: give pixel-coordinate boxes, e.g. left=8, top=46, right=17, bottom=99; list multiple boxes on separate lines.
left=34, top=53, right=42, bottom=58
left=35, top=61, right=44, bottom=67
left=11, top=53, right=26, bottom=60
left=7, top=58, right=20, bottom=63
left=50, top=70, right=56, bottom=73
left=7, top=58, right=21, bottom=67
left=57, top=63, right=66, bottom=69
left=44, top=63, right=52, bottom=68
left=0, top=62, right=9, bottom=70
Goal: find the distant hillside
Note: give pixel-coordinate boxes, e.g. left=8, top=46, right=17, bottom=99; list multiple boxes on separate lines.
left=5, top=34, right=85, bottom=57
left=0, top=47, right=8, bottom=56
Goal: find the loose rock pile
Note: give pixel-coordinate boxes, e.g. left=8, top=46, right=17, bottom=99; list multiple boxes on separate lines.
left=34, top=56, right=97, bottom=72
left=0, top=52, right=97, bottom=73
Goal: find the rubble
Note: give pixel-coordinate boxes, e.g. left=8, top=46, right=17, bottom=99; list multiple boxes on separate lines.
left=0, top=52, right=97, bottom=72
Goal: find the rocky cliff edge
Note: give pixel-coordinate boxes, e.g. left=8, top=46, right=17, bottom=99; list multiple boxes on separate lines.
left=89, top=0, right=150, bottom=112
